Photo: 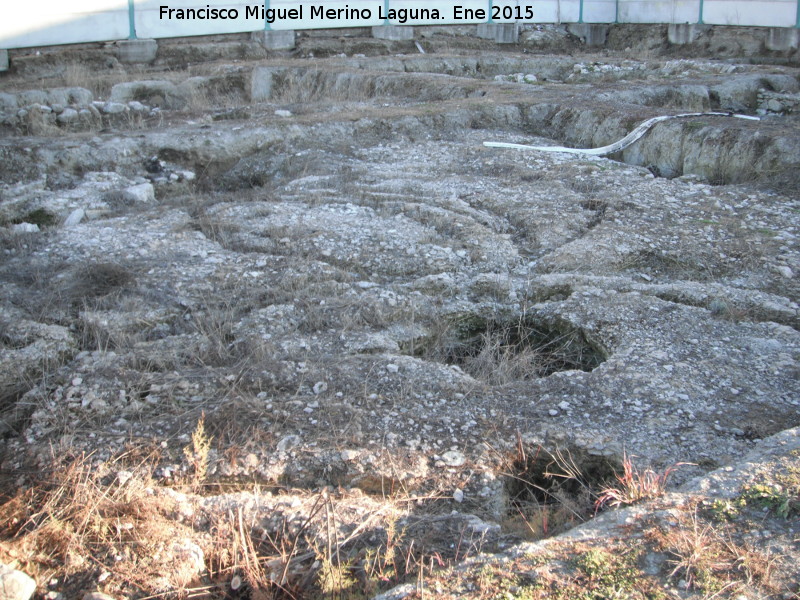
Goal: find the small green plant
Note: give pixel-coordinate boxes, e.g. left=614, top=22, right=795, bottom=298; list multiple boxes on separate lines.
left=361, top=517, right=407, bottom=586
left=575, top=548, right=641, bottom=598
left=740, top=483, right=799, bottom=519
left=473, top=562, right=528, bottom=598
left=708, top=498, right=742, bottom=521
left=317, top=557, right=361, bottom=600
left=595, top=455, right=689, bottom=511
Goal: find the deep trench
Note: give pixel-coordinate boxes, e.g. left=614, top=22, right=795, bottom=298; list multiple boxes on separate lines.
left=2, top=59, right=799, bottom=188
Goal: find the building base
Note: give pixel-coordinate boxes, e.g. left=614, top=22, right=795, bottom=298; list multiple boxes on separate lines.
left=372, top=25, right=414, bottom=41
left=567, top=24, right=610, bottom=46
left=251, top=30, right=296, bottom=50
left=667, top=23, right=711, bottom=45
left=116, top=39, right=158, bottom=64
left=477, top=23, right=520, bottom=43
left=766, top=27, right=799, bottom=51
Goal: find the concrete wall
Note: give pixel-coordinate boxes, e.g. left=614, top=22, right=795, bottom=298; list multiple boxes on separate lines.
left=703, top=0, right=797, bottom=27
left=2, top=0, right=798, bottom=49
left=3, top=0, right=131, bottom=48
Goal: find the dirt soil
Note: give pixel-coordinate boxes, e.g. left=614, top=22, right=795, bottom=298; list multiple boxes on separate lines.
left=0, top=25, right=798, bottom=600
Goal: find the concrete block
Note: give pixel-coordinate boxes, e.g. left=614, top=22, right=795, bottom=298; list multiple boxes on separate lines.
left=668, top=23, right=710, bottom=45
left=117, top=39, right=158, bottom=64
left=251, top=29, right=296, bottom=50
left=567, top=24, right=609, bottom=46
left=372, top=25, right=414, bottom=41
left=250, top=66, right=280, bottom=102
left=476, top=23, right=495, bottom=39
left=110, top=80, right=185, bottom=109
left=304, top=27, right=370, bottom=38
left=766, top=27, right=799, bottom=51
left=494, top=23, right=520, bottom=43
left=477, top=23, right=520, bottom=43
left=0, top=50, right=8, bottom=72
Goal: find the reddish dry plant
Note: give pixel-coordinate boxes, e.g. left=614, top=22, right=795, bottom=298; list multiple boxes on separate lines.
left=594, top=454, right=690, bottom=512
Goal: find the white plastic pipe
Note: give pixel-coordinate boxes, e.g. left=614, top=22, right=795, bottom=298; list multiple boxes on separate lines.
left=483, top=112, right=760, bottom=156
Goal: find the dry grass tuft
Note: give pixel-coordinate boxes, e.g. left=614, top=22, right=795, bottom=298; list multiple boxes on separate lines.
left=184, top=411, right=213, bottom=488
left=651, top=509, right=785, bottom=596
left=0, top=450, right=206, bottom=599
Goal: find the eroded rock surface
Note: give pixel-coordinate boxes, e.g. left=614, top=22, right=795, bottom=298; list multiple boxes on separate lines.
left=0, top=33, right=798, bottom=599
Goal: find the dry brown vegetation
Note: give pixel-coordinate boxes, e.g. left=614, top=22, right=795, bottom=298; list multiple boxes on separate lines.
left=0, top=445, right=470, bottom=599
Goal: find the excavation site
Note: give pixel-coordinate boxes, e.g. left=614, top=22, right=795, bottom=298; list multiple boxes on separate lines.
left=0, top=24, right=798, bottom=600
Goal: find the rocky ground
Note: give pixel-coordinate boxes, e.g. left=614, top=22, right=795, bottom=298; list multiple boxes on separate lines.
left=0, top=24, right=798, bottom=600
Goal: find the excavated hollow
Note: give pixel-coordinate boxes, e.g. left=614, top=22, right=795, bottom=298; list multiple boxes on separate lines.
left=0, top=45, right=798, bottom=535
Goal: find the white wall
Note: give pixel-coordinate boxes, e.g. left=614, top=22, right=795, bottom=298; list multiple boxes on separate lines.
left=619, top=0, right=696, bottom=22
left=136, top=0, right=258, bottom=37
left=2, top=0, right=130, bottom=48
left=703, top=0, right=797, bottom=26
left=1, top=0, right=797, bottom=49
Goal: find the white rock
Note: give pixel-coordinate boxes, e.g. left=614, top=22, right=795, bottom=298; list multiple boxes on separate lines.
left=441, top=450, right=465, bottom=467
left=122, top=182, right=155, bottom=203
left=386, top=363, right=400, bottom=373
left=171, top=539, right=205, bottom=575
left=548, top=409, right=559, bottom=416
left=56, top=108, right=79, bottom=123
left=312, top=381, right=327, bottom=394
left=0, top=563, right=36, bottom=600
left=101, top=102, right=128, bottom=114
left=775, top=265, right=793, bottom=279
left=11, top=222, right=39, bottom=233
left=453, top=488, right=464, bottom=503
left=116, top=470, right=133, bottom=485
left=340, top=449, right=359, bottom=461
left=277, top=434, right=301, bottom=453
left=466, top=515, right=500, bottom=535
left=63, top=208, right=85, bottom=227
left=766, top=99, right=783, bottom=112
left=274, top=109, right=292, bottom=118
